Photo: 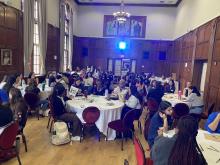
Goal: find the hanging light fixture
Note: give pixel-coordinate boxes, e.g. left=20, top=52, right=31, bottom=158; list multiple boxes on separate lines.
left=113, top=1, right=130, bottom=24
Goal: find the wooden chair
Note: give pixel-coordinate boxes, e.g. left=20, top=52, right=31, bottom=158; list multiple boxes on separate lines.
left=134, top=135, right=153, bottom=165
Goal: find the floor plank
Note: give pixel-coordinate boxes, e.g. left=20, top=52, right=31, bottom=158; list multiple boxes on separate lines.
left=3, top=117, right=149, bottom=165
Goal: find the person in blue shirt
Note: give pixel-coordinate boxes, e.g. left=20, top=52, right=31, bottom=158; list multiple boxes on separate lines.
left=205, top=112, right=220, bottom=133
left=0, top=89, right=9, bottom=105
left=147, top=101, right=173, bottom=149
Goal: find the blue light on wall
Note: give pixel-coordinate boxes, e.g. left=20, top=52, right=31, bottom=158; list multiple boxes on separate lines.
left=119, top=41, right=126, bottom=50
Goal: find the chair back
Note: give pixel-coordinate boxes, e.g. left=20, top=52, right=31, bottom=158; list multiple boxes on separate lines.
left=0, top=122, right=19, bottom=150
left=123, top=109, right=137, bottom=129
left=82, top=107, right=100, bottom=124
left=48, top=96, right=57, bottom=119
left=143, top=118, right=151, bottom=141
left=24, top=92, right=39, bottom=109
left=208, top=103, right=215, bottom=116
left=134, top=136, right=146, bottom=165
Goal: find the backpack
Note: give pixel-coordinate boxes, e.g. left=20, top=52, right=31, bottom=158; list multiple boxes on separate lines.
left=51, top=122, right=70, bottom=145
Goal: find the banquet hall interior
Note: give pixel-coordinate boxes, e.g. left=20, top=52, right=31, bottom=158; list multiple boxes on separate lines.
left=0, top=0, right=220, bottom=165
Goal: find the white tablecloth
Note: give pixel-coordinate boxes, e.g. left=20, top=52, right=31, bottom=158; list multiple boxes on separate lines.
left=162, top=94, right=190, bottom=107
left=197, top=130, right=220, bottom=164
left=66, top=95, right=124, bottom=140
left=19, top=84, right=52, bottom=100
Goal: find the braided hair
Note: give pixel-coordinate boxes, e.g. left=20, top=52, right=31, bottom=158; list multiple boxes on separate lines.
left=168, top=115, right=207, bottom=165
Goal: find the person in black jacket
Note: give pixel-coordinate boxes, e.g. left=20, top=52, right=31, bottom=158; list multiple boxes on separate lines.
left=147, top=81, right=164, bottom=105
left=51, top=83, right=82, bottom=141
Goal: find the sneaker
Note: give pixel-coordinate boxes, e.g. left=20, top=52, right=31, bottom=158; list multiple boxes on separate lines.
left=71, top=136, right=81, bottom=141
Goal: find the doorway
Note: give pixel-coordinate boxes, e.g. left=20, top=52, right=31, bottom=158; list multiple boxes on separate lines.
left=192, top=60, right=208, bottom=93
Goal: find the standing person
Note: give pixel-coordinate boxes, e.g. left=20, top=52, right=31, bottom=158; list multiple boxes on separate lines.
left=51, top=83, right=82, bottom=141
left=186, top=86, right=204, bottom=114
left=147, top=101, right=173, bottom=148
left=151, top=115, right=207, bottom=165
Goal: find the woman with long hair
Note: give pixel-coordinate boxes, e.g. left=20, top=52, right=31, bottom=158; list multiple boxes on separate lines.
left=168, top=115, right=207, bottom=165
left=151, top=115, right=207, bottom=165
left=9, top=88, right=28, bottom=129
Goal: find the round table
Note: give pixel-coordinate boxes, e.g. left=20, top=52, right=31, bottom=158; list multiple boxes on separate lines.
left=162, top=93, right=190, bottom=107
left=66, top=95, right=124, bottom=140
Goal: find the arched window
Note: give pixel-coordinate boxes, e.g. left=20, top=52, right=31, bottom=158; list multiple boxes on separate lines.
left=33, top=0, right=40, bottom=74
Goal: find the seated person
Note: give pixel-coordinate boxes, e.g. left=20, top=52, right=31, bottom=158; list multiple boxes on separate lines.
left=186, top=86, right=204, bottom=114
left=51, top=83, right=82, bottom=141
left=83, top=72, right=94, bottom=94
left=27, top=72, right=39, bottom=85
left=147, top=81, right=164, bottom=105
left=151, top=115, right=206, bottom=165
left=183, top=81, right=192, bottom=97
left=205, top=112, right=220, bottom=133
left=164, top=79, right=176, bottom=93
left=120, top=85, right=142, bottom=120
left=93, top=79, right=105, bottom=96
left=0, top=89, right=9, bottom=105
left=25, top=79, right=48, bottom=112
left=0, top=75, right=7, bottom=89
left=9, top=88, right=28, bottom=129
left=0, top=97, right=13, bottom=127
left=172, top=103, right=189, bottom=128
left=13, top=73, right=23, bottom=88
left=72, top=77, right=85, bottom=96
left=135, top=79, right=147, bottom=104
left=111, top=79, right=128, bottom=101
left=147, top=101, right=173, bottom=149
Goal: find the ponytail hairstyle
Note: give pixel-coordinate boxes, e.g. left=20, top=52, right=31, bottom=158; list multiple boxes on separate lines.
left=168, top=115, right=207, bottom=165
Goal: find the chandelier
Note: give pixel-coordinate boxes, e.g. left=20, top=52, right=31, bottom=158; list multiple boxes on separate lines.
left=113, top=1, right=130, bottom=24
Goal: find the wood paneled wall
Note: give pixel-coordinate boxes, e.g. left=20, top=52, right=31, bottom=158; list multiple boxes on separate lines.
left=169, top=18, right=220, bottom=112
left=46, top=24, right=60, bottom=72
left=0, top=2, right=23, bottom=79
left=72, top=37, right=173, bottom=76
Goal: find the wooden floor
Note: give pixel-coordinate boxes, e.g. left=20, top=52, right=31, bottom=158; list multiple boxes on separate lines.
left=3, top=116, right=149, bottom=165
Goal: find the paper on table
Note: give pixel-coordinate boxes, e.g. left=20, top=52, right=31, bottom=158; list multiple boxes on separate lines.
left=204, top=133, right=220, bottom=142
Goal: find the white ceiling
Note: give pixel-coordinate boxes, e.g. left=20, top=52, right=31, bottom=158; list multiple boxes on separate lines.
left=78, top=0, right=179, bottom=5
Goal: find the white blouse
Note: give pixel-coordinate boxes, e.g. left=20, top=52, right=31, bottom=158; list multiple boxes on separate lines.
left=125, top=95, right=141, bottom=109
left=186, top=93, right=204, bottom=107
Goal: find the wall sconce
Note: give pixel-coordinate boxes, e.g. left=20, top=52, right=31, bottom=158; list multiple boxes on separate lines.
left=54, top=55, right=57, bottom=60
left=141, top=65, right=144, bottom=68
left=214, top=61, right=217, bottom=66
left=185, top=62, right=188, bottom=68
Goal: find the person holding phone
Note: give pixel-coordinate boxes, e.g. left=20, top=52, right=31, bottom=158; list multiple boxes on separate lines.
left=147, top=101, right=173, bottom=148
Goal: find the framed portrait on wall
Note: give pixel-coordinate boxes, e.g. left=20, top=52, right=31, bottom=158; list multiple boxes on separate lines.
left=1, top=49, right=12, bottom=65
left=130, top=16, right=146, bottom=38
left=103, top=15, right=146, bottom=38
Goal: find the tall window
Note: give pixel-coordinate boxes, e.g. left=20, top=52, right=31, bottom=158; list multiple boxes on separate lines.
left=33, top=0, right=40, bottom=74
left=64, top=4, right=70, bottom=71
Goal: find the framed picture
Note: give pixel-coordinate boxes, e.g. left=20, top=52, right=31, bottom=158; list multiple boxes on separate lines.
left=103, top=15, right=146, bottom=38
left=1, top=49, right=12, bottom=65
